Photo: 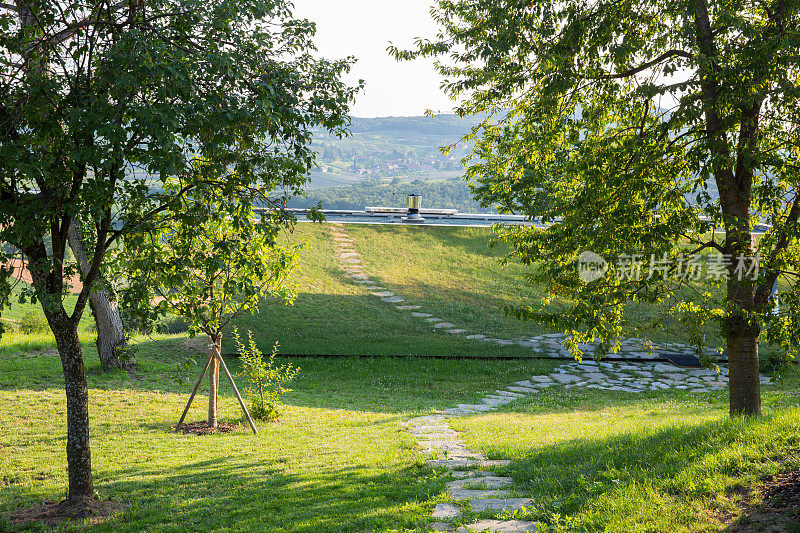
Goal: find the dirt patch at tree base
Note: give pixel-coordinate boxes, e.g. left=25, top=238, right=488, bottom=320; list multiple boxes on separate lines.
left=726, top=469, right=800, bottom=532
left=177, top=421, right=239, bottom=435
left=5, top=496, right=123, bottom=529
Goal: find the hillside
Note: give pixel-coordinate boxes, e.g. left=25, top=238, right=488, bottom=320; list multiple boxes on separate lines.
left=307, top=114, right=479, bottom=189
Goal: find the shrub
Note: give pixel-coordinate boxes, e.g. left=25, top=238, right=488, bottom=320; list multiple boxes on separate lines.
left=235, top=328, right=299, bottom=422
left=0, top=321, right=14, bottom=335
left=159, top=316, right=189, bottom=335
left=19, top=312, right=48, bottom=334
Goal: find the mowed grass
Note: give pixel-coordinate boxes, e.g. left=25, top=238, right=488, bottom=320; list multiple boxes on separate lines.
left=344, top=223, right=724, bottom=347
left=1, top=222, right=724, bottom=359
left=449, top=376, right=800, bottom=532
left=2, top=335, right=798, bottom=531
left=232, top=222, right=725, bottom=358
left=0, top=334, right=559, bottom=532
left=2, top=222, right=798, bottom=531
left=228, top=222, right=531, bottom=357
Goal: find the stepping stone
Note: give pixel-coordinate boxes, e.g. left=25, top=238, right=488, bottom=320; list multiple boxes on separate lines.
left=457, top=403, right=494, bottom=412
left=441, top=407, right=472, bottom=416
left=415, top=432, right=459, bottom=440
left=427, top=459, right=511, bottom=469
left=494, top=390, right=522, bottom=397
left=412, top=312, right=433, bottom=317
left=449, top=487, right=511, bottom=499
left=408, top=415, right=445, bottom=426
left=382, top=296, right=404, bottom=303
left=530, top=375, right=553, bottom=383
left=350, top=274, right=369, bottom=280
left=432, top=522, right=455, bottom=532
left=371, top=291, right=394, bottom=297
left=448, top=476, right=513, bottom=490
left=507, top=386, right=537, bottom=394
left=419, top=441, right=474, bottom=454
left=652, top=363, right=679, bottom=372
left=434, top=322, right=456, bottom=329
left=432, top=503, right=462, bottom=519
left=397, top=305, right=422, bottom=310
left=465, top=334, right=486, bottom=340
left=515, top=380, right=535, bottom=388
left=469, top=498, right=533, bottom=512
left=495, top=339, right=514, bottom=346
left=482, top=396, right=514, bottom=406
left=339, top=251, right=360, bottom=258
left=456, top=520, right=537, bottom=533
left=341, top=258, right=361, bottom=264
left=551, top=373, right=582, bottom=383
left=427, top=317, right=443, bottom=322
left=447, top=329, right=468, bottom=334
left=411, top=424, right=454, bottom=434
left=353, top=279, right=375, bottom=284
left=584, top=372, right=608, bottom=382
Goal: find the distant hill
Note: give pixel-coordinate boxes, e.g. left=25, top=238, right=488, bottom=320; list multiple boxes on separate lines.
left=307, top=114, right=480, bottom=190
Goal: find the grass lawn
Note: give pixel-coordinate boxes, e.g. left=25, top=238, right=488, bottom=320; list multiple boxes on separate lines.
left=0, top=331, right=559, bottom=532
left=0, top=223, right=729, bottom=359
left=228, top=222, right=531, bottom=357
left=0, top=330, right=798, bottom=531
left=1, top=222, right=798, bottom=531
left=449, top=376, right=800, bottom=532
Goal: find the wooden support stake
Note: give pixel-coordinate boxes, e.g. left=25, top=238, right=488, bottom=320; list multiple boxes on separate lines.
left=216, top=350, right=258, bottom=435
left=175, top=352, right=214, bottom=432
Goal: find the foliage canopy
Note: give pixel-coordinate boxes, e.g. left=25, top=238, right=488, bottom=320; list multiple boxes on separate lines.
left=393, top=0, right=800, bottom=415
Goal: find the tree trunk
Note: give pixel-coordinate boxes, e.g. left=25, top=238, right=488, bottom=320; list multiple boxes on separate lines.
left=726, top=276, right=762, bottom=416
left=67, top=221, right=128, bottom=369
left=51, top=316, right=94, bottom=499
left=208, top=335, right=220, bottom=428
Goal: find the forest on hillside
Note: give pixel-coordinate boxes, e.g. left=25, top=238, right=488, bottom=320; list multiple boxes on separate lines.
left=287, top=178, right=492, bottom=213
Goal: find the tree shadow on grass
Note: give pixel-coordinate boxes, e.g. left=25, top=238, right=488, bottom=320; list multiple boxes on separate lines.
left=476, top=407, right=800, bottom=528
left=94, top=457, right=439, bottom=532
left=3, top=456, right=443, bottom=532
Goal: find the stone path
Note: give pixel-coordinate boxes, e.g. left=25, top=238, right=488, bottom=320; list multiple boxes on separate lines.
left=407, top=359, right=769, bottom=532
left=327, top=224, right=772, bottom=531
left=407, top=411, right=535, bottom=532
left=327, top=223, right=727, bottom=365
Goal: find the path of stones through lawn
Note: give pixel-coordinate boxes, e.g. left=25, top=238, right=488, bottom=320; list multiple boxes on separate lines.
left=326, top=223, right=771, bottom=532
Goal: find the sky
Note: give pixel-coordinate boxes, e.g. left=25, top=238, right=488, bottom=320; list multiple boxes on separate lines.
left=291, top=0, right=455, bottom=118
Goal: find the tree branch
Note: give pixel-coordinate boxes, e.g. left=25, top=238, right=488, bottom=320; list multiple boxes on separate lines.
left=590, top=50, right=694, bottom=80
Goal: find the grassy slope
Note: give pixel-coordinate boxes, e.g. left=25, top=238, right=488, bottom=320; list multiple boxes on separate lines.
left=2, top=222, right=723, bottom=359
left=233, top=222, right=724, bottom=358
left=346, top=223, right=723, bottom=348
left=228, top=223, right=531, bottom=357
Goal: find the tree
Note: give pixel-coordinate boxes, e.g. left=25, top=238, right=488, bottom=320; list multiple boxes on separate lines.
left=393, top=0, right=800, bottom=416
left=68, top=220, right=128, bottom=370
left=117, top=175, right=299, bottom=430
left=0, top=0, right=356, bottom=504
